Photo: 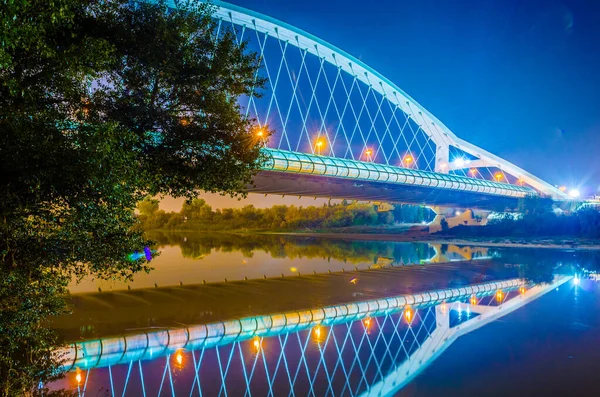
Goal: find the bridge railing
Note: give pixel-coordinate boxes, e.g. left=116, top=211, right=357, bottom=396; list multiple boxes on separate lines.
left=262, top=148, right=535, bottom=198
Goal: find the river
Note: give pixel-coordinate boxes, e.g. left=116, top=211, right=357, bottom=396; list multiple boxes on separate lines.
left=50, top=232, right=600, bottom=396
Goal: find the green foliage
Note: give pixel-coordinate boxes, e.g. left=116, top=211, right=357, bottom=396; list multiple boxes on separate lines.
left=1, top=0, right=263, bottom=394
left=0, top=268, right=71, bottom=396
left=92, top=0, right=267, bottom=198
left=137, top=199, right=430, bottom=231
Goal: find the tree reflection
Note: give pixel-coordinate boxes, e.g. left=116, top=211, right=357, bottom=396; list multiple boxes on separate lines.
left=146, top=230, right=436, bottom=266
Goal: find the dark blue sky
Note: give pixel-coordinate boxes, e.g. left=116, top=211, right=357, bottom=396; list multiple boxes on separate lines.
left=228, top=0, right=600, bottom=194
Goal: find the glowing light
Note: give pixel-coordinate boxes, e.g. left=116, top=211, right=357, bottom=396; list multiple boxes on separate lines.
left=470, top=296, right=477, bottom=305
left=519, top=286, right=526, bottom=295
left=144, top=246, right=152, bottom=261
left=290, top=267, right=298, bottom=272
left=313, top=326, right=326, bottom=343
left=569, top=189, right=580, bottom=198
left=256, top=129, right=264, bottom=137
left=469, top=168, right=477, bottom=176
left=454, top=158, right=466, bottom=168
left=496, top=290, right=504, bottom=302
left=315, top=139, right=324, bottom=155
left=176, top=352, right=183, bottom=366
left=404, top=307, right=413, bottom=323
left=517, top=177, right=525, bottom=186
left=252, top=337, right=261, bottom=351
left=350, top=277, right=358, bottom=285
left=455, top=211, right=461, bottom=216
left=365, top=149, right=372, bottom=156
left=364, top=317, right=372, bottom=328
left=559, top=186, right=567, bottom=192
left=179, top=117, right=190, bottom=126
left=402, top=155, right=413, bottom=167
left=128, top=251, right=145, bottom=261
left=574, top=277, right=581, bottom=286
left=440, top=302, right=447, bottom=314
left=495, top=173, right=503, bottom=182
left=75, top=373, right=82, bottom=384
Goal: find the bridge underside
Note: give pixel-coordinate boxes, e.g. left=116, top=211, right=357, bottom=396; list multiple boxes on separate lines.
left=249, top=171, right=522, bottom=211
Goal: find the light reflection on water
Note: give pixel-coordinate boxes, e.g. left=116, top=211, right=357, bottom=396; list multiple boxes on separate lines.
left=56, top=234, right=600, bottom=396
left=52, top=277, right=575, bottom=396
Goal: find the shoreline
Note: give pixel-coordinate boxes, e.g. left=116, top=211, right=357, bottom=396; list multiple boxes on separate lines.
left=260, top=231, right=600, bottom=251
left=146, top=228, right=600, bottom=251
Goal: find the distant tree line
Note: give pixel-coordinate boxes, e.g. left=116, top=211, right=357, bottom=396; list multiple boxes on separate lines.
left=137, top=199, right=433, bottom=231
left=440, top=197, right=600, bottom=238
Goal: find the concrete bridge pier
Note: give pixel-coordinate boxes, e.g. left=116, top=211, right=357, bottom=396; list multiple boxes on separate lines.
left=427, top=206, right=490, bottom=233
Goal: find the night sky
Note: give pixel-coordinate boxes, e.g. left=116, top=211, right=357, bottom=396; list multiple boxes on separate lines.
left=165, top=0, right=600, bottom=211
left=230, top=0, right=600, bottom=191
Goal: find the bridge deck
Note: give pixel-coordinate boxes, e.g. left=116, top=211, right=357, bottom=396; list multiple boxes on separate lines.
left=250, top=149, right=536, bottom=210
left=54, top=259, right=514, bottom=341
left=251, top=171, right=526, bottom=210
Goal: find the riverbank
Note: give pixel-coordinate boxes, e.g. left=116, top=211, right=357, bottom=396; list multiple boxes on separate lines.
left=262, top=231, right=600, bottom=250
left=147, top=227, right=600, bottom=251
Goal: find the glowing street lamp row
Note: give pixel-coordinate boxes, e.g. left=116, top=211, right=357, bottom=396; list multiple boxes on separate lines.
left=256, top=130, right=581, bottom=192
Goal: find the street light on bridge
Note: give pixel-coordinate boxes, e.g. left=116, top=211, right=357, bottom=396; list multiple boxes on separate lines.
left=315, top=139, right=324, bottom=155
left=494, top=172, right=504, bottom=182
left=469, top=168, right=477, bottom=177
left=402, top=155, right=413, bottom=168
left=364, top=148, right=373, bottom=162
left=256, top=127, right=267, bottom=145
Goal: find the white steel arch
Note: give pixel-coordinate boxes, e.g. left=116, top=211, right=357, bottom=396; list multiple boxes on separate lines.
left=180, top=1, right=568, bottom=199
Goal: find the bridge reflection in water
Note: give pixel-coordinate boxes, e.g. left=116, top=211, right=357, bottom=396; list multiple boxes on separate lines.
left=53, top=276, right=570, bottom=396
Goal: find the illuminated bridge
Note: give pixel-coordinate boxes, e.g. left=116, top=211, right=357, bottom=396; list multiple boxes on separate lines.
left=51, top=271, right=571, bottom=396
left=194, top=1, right=570, bottom=211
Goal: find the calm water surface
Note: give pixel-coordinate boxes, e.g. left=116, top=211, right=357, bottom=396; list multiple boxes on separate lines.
left=55, top=232, right=600, bottom=396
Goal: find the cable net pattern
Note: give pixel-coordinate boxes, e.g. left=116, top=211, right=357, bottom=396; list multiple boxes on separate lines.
left=63, top=308, right=437, bottom=396
left=218, top=18, right=438, bottom=171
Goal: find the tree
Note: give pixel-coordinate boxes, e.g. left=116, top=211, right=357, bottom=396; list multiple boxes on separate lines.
left=440, top=218, right=449, bottom=232
left=0, top=0, right=264, bottom=394
left=137, top=198, right=160, bottom=217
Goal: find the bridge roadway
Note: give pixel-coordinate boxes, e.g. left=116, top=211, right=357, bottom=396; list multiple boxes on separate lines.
left=250, top=149, right=536, bottom=211
left=54, top=259, right=516, bottom=341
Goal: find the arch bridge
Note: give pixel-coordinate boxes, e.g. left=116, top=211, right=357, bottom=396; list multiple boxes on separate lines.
left=201, top=1, right=569, bottom=212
